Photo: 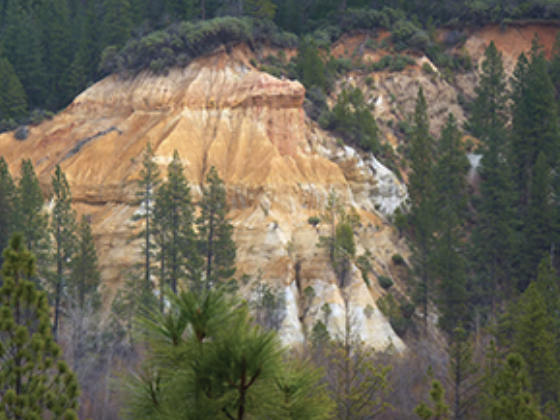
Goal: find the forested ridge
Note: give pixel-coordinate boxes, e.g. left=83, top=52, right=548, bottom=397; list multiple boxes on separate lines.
left=4, top=0, right=560, bottom=130
left=4, top=0, right=560, bottom=419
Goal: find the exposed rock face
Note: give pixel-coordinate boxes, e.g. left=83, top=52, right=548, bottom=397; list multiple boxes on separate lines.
left=0, top=45, right=407, bottom=350
left=2, top=23, right=554, bottom=351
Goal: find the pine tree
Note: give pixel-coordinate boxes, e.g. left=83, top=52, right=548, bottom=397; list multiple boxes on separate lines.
left=102, top=0, right=132, bottom=49
left=38, top=0, right=73, bottom=109
left=469, top=41, right=516, bottom=318
left=244, top=0, right=277, bottom=19
left=520, top=152, right=554, bottom=289
left=466, top=41, right=508, bottom=139
left=511, top=39, right=560, bottom=208
left=0, top=233, right=80, bottom=419
left=513, top=282, right=560, bottom=406
left=120, top=288, right=333, bottom=420
left=432, top=114, right=470, bottom=333
left=14, top=159, right=49, bottom=275
left=153, top=150, right=196, bottom=302
left=414, top=379, right=451, bottom=420
left=132, top=143, right=161, bottom=293
left=0, top=157, right=16, bottom=265
left=68, top=215, right=101, bottom=309
left=488, top=354, right=541, bottom=420
left=0, top=57, right=27, bottom=120
left=408, top=87, right=436, bottom=329
left=448, top=326, right=481, bottom=420
left=2, top=0, right=45, bottom=107
left=48, top=165, right=77, bottom=341
left=196, top=166, right=236, bottom=292
left=68, top=0, right=101, bottom=98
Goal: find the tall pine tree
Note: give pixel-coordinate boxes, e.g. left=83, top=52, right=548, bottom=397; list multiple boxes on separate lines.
left=433, top=113, right=470, bottom=333
left=48, top=165, right=77, bottom=340
left=408, top=87, right=436, bottom=329
left=132, top=143, right=161, bottom=293
left=0, top=157, right=15, bottom=265
left=469, top=41, right=517, bottom=316
left=196, top=166, right=236, bottom=292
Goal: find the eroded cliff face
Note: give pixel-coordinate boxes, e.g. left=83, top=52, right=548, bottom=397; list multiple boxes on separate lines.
left=0, top=44, right=407, bottom=350
left=1, top=23, right=556, bottom=350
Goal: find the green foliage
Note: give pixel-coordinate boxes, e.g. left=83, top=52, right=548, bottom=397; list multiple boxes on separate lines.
left=100, top=17, right=297, bottom=75
left=68, top=215, right=101, bottom=310
left=0, top=234, right=80, bottom=419
left=432, top=114, right=470, bottom=333
left=327, top=86, right=380, bottom=154
left=512, top=282, right=560, bottom=406
left=196, top=166, right=237, bottom=291
left=0, top=57, right=27, bottom=121
left=378, top=275, right=394, bottom=290
left=131, top=143, right=161, bottom=292
left=250, top=282, right=286, bottom=331
left=448, top=327, right=481, bottom=419
left=391, top=253, right=405, bottom=265
left=414, top=379, right=450, bottom=420
left=153, top=150, right=196, bottom=301
left=120, top=287, right=333, bottom=420
left=317, top=190, right=359, bottom=287
left=14, top=159, right=49, bottom=277
left=307, top=216, right=321, bottom=227
left=244, top=0, right=277, bottom=20
left=487, top=354, right=542, bottom=420
left=408, top=88, right=436, bottom=328
left=47, top=165, right=77, bottom=340
left=469, top=40, right=517, bottom=317
left=0, top=157, right=16, bottom=264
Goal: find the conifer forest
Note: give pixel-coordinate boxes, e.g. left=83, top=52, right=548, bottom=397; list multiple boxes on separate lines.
left=4, top=0, right=560, bottom=419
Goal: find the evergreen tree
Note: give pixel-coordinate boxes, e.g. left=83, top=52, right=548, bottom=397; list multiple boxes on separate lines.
left=520, top=152, right=554, bottom=288
left=153, top=150, right=196, bottom=301
left=513, top=282, right=560, bottom=406
left=131, top=143, right=161, bottom=293
left=432, top=114, right=469, bottom=333
left=102, top=0, right=132, bottom=49
left=408, top=87, right=436, bottom=329
left=0, top=57, right=27, bottom=120
left=488, top=354, right=542, bottom=420
left=2, top=0, right=45, bottom=107
left=48, top=165, right=77, bottom=341
left=511, top=40, right=560, bottom=208
left=0, top=157, right=16, bottom=265
left=14, top=159, right=49, bottom=273
left=120, top=287, right=333, bottom=420
left=244, top=0, right=277, bottom=19
left=0, top=233, right=80, bottom=419
left=469, top=40, right=516, bottom=317
left=196, top=166, right=236, bottom=292
left=68, top=215, right=101, bottom=309
left=38, top=0, right=73, bottom=109
left=65, top=215, right=103, bottom=382
left=68, top=0, right=101, bottom=98
left=448, top=326, right=481, bottom=420
left=414, top=379, right=451, bottom=420
left=466, top=41, right=508, bottom=139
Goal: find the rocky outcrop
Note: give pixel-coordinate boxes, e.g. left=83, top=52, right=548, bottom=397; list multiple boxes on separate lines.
left=0, top=44, right=407, bottom=351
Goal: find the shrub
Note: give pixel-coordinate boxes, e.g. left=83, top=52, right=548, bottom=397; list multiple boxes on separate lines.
left=365, top=76, right=375, bottom=88
left=422, top=62, right=435, bottom=74
left=100, top=17, right=297, bottom=75
left=308, top=216, right=321, bottom=227
left=378, top=275, right=394, bottom=290
left=400, top=302, right=416, bottom=318
left=391, top=253, right=405, bottom=265
left=14, top=126, right=28, bottom=140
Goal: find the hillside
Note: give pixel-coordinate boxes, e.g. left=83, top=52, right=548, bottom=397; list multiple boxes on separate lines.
left=0, top=21, right=558, bottom=351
